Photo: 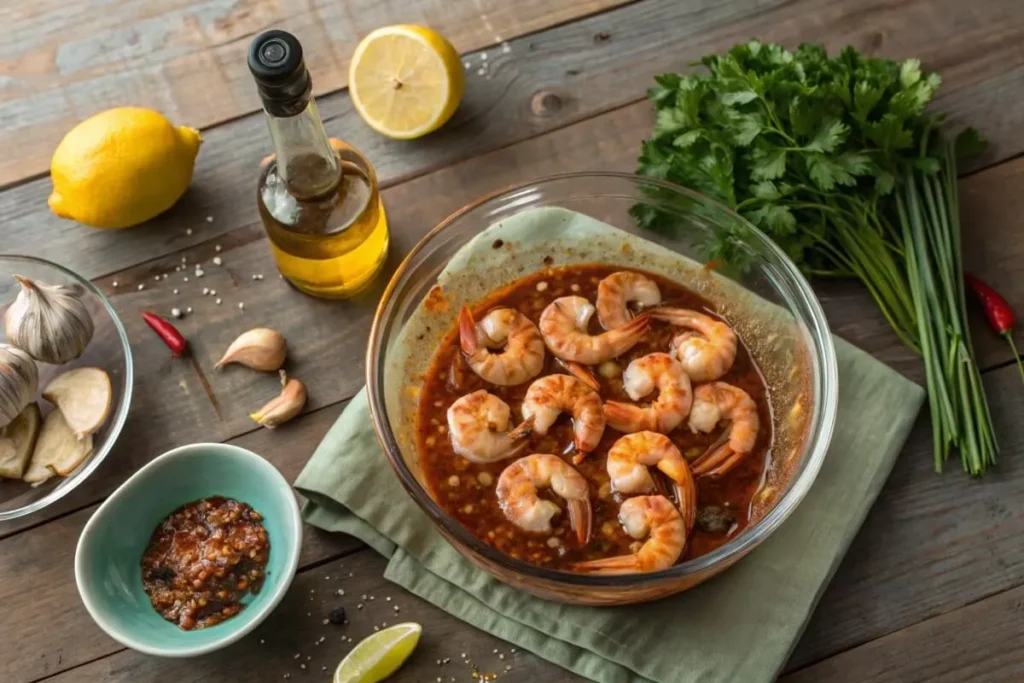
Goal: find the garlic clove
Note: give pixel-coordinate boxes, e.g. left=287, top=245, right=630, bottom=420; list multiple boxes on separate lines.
left=250, top=370, right=306, bottom=429
left=42, top=367, right=112, bottom=439
left=0, top=344, right=38, bottom=429
left=0, top=403, right=42, bottom=479
left=215, top=328, right=287, bottom=371
left=23, top=409, right=93, bottom=485
left=5, top=275, right=94, bottom=365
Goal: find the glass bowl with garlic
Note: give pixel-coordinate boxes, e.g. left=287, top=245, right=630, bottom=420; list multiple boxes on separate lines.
left=0, top=256, right=132, bottom=521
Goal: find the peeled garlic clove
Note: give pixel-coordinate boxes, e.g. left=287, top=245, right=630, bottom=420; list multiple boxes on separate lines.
left=250, top=370, right=306, bottom=429
left=4, top=275, right=94, bottom=365
left=215, top=328, right=287, bottom=371
left=0, top=402, right=42, bottom=479
left=42, top=367, right=112, bottom=439
left=0, top=344, right=38, bottom=428
left=23, top=409, right=93, bottom=485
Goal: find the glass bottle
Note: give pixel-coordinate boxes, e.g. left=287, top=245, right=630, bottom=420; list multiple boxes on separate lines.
left=248, top=30, right=389, bottom=299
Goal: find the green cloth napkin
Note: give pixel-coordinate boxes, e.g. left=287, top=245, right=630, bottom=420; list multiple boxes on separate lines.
left=295, top=338, right=924, bottom=683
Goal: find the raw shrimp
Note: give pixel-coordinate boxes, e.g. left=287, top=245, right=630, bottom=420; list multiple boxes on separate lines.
left=688, top=382, right=760, bottom=476
left=496, top=454, right=592, bottom=544
left=459, top=306, right=545, bottom=386
left=521, top=374, right=605, bottom=463
left=650, top=307, right=738, bottom=381
left=606, top=432, right=696, bottom=532
left=604, top=353, right=692, bottom=434
left=446, top=390, right=532, bottom=463
left=572, top=495, right=684, bottom=574
left=597, top=271, right=662, bottom=329
left=539, top=296, right=650, bottom=364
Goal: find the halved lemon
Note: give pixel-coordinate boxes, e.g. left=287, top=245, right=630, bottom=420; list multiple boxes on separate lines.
left=348, top=25, right=464, bottom=140
left=333, top=622, right=422, bottom=683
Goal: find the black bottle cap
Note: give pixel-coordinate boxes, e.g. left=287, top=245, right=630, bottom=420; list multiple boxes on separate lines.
left=248, top=30, right=312, bottom=117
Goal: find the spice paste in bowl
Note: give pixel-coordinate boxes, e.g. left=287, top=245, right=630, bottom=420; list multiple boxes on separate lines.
left=141, top=496, right=269, bottom=630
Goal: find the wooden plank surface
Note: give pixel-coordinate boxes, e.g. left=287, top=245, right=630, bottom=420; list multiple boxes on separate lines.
left=0, top=0, right=630, bottom=186
left=5, top=0, right=1024, bottom=284
left=5, top=0, right=1024, bottom=682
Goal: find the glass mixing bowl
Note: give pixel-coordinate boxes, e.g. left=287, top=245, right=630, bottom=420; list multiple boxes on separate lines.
left=0, top=256, right=133, bottom=521
left=366, top=173, right=837, bottom=605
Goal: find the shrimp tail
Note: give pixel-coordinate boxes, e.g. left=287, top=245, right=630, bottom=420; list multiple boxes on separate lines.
left=692, top=441, right=734, bottom=476
left=571, top=554, right=643, bottom=575
left=622, top=312, right=652, bottom=341
left=507, top=415, right=535, bottom=442
left=603, top=400, right=647, bottom=433
left=567, top=498, right=593, bottom=545
left=648, top=307, right=689, bottom=325
left=459, top=306, right=479, bottom=355
left=556, top=358, right=600, bottom=392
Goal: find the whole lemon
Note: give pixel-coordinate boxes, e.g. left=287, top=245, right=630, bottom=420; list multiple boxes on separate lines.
left=48, top=107, right=202, bottom=229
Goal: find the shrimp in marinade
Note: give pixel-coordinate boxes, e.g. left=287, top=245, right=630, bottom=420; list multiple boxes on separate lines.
left=459, top=306, right=545, bottom=386
left=688, top=382, right=760, bottom=476
left=496, top=454, right=592, bottom=544
left=596, top=271, right=662, bottom=330
left=572, top=495, right=684, bottom=574
left=521, top=374, right=605, bottom=463
left=539, top=296, right=649, bottom=365
left=606, top=432, right=696, bottom=532
left=604, top=352, right=692, bottom=434
left=446, top=390, right=532, bottom=463
left=649, top=307, right=738, bottom=382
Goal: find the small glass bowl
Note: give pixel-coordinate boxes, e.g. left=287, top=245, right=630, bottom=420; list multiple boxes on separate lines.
left=0, top=256, right=133, bottom=521
left=366, top=173, right=837, bottom=605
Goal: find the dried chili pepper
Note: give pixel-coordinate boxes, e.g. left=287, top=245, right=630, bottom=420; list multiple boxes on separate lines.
left=965, top=274, right=1024, bottom=381
left=142, top=311, right=188, bottom=357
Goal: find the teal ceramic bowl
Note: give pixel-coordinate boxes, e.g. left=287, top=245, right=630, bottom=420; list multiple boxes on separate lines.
left=74, top=443, right=302, bottom=656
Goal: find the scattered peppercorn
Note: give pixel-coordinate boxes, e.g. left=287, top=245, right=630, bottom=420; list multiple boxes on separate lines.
left=328, top=606, right=346, bottom=625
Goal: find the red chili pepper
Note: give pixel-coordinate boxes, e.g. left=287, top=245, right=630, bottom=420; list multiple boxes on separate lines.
left=142, top=312, right=188, bottom=357
left=965, top=273, right=1024, bottom=381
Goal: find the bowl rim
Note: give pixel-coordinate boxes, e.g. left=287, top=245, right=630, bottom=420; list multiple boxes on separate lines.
left=0, top=254, right=134, bottom=522
left=366, top=171, right=838, bottom=587
left=73, top=442, right=303, bottom=657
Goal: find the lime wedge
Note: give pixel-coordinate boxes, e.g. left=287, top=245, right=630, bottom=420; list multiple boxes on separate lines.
left=334, top=622, right=422, bottom=683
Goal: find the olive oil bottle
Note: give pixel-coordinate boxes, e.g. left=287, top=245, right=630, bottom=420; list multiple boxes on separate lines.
left=248, top=30, right=388, bottom=298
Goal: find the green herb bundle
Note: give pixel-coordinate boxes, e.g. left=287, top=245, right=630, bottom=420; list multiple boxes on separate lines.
left=634, top=41, right=995, bottom=474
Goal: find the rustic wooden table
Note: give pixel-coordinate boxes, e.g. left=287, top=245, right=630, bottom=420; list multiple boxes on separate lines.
left=3, top=0, right=1024, bottom=681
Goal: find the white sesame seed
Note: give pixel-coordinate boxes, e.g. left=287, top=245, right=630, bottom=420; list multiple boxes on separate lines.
left=318, top=636, right=325, bottom=643
left=510, top=648, right=517, bottom=653
left=213, top=256, right=222, bottom=266
left=493, top=649, right=498, bottom=654
left=357, top=604, right=363, bottom=609
left=336, top=588, right=345, bottom=596
left=137, top=284, right=144, bottom=291
left=293, top=654, right=300, bottom=660
left=216, top=298, right=222, bottom=305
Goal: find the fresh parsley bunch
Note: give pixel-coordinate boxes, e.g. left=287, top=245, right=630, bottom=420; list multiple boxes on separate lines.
left=635, top=40, right=996, bottom=474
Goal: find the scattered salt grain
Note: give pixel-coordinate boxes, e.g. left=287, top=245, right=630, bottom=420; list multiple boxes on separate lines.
left=213, top=256, right=222, bottom=266
left=322, top=619, right=329, bottom=625
left=162, top=273, right=169, bottom=280
left=137, top=284, right=145, bottom=291
left=154, top=275, right=160, bottom=281
left=171, top=308, right=182, bottom=319
left=293, top=654, right=301, bottom=660
left=210, top=289, right=216, bottom=295
left=502, top=42, right=511, bottom=54
left=216, top=298, right=222, bottom=305
left=481, top=52, right=487, bottom=60
left=186, top=228, right=193, bottom=236
left=181, top=256, right=187, bottom=263
left=215, top=244, right=222, bottom=252
left=476, top=67, right=486, bottom=76
left=464, top=61, right=471, bottom=69
left=183, top=276, right=189, bottom=282
left=173, top=288, right=179, bottom=295
left=186, top=307, right=193, bottom=314
left=206, top=216, right=214, bottom=223
left=336, top=588, right=345, bottom=596
left=238, top=302, right=245, bottom=310
left=195, top=268, right=205, bottom=277
left=202, top=288, right=209, bottom=295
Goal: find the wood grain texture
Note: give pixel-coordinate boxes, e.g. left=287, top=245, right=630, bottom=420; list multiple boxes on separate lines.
left=782, top=584, right=1024, bottom=683
left=0, top=403, right=362, bottom=683
left=788, top=362, right=1024, bottom=670
left=34, top=550, right=589, bottom=683
left=6, top=0, right=1024, bottom=283
left=0, top=0, right=629, bottom=185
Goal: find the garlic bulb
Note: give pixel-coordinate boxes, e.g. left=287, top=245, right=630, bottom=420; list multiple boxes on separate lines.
left=0, top=345, right=38, bottom=429
left=4, top=275, right=94, bottom=364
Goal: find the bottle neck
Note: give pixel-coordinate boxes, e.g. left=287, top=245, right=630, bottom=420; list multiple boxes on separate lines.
left=266, top=97, right=340, bottom=199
